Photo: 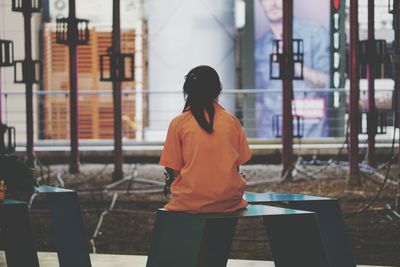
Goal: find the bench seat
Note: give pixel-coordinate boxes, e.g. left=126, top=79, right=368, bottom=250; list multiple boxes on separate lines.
left=147, top=204, right=329, bottom=267
left=245, top=192, right=356, bottom=267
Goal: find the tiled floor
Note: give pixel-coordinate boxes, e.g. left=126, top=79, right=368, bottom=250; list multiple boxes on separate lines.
left=0, top=251, right=393, bottom=267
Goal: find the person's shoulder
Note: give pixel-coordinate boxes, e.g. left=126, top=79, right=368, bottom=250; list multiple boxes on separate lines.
left=169, top=111, right=191, bottom=129
left=217, top=103, right=243, bottom=129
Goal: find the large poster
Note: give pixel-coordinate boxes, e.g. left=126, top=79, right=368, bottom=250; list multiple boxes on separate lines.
left=254, top=0, right=331, bottom=138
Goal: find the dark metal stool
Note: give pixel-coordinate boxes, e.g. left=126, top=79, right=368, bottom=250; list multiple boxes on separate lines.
left=245, top=192, right=356, bottom=267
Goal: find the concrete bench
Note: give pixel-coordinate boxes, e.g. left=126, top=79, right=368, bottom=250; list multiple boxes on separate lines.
left=0, top=199, right=39, bottom=267
left=244, top=192, right=355, bottom=267
left=146, top=204, right=329, bottom=267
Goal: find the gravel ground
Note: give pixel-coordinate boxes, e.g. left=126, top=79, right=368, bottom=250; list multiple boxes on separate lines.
left=2, top=162, right=400, bottom=266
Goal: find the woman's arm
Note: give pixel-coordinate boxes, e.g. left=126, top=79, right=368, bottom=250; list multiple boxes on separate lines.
left=237, top=166, right=246, bottom=179
left=163, top=167, right=180, bottom=197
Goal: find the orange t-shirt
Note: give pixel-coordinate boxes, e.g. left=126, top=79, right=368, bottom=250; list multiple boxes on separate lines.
left=159, top=102, right=251, bottom=213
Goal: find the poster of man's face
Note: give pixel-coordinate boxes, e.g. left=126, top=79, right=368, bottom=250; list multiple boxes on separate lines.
left=254, top=0, right=331, bottom=139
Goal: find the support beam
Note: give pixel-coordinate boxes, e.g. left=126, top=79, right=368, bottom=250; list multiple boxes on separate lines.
left=112, top=0, right=124, bottom=181
left=347, top=0, right=361, bottom=186
left=68, top=0, right=80, bottom=173
left=281, top=0, right=294, bottom=179
left=0, top=68, right=4, bottom=153
left=367, top=0, right=377, bottom=167
left=393, top=0, right=400, bottom=209
left=23, top=11, right=35, bottom=167
left=11, top=1, right=41, bottom=164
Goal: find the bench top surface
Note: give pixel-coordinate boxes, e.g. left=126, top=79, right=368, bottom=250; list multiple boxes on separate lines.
left=37, top=185, right=74, bottom=193
left=244, top=192, right=332, bottom=203
left=0, top=198, right=27, bottom=205
left=159, top=204, right=313, bottom=219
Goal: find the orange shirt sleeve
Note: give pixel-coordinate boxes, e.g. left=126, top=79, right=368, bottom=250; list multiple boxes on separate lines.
left=237, top=125, right=251, bottom=165
left=159, top=118, right=184, bottom=171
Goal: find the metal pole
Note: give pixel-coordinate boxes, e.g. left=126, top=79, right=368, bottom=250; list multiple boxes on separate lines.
left=24, top=10, right=35, bottom=167
left=393, top=0, right=400, bottom=209
left=281, top=0, right=294, bottom=179
left=0, top=67, right=4, bottom=153
left=112, top=0, right=123, bottom=181
left=367, top=0, right=377, bottom=166
left=347, top=0, right=361, bottom=186
left=68, top=0, right=79, bottom=173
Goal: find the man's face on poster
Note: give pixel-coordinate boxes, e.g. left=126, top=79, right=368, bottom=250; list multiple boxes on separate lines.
left=260, top=0, right=283, bottom=23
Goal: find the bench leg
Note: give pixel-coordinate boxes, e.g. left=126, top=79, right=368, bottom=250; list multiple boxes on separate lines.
left=46, top=192, right=92, bottom=267
left=198, top=218, right=237, bottom=267
left=0, top=204, right=39, bottom=267
left=147, top=211, right=237, bottom=267
left=289, top=200, right=356, bottom=267
left=147, top=211, right=205, bottom=267
left=263, top=213, right=329, bottom=267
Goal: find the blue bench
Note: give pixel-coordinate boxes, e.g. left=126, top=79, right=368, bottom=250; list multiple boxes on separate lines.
left=0, top=199, right=39, bottom=267
left=245, top=192, right=356, bottom=267
left=37, top=186, right=92, bottom=267
left=147, top=204, right=330, bottom=267
left=0, top=186, right=91, bottom=267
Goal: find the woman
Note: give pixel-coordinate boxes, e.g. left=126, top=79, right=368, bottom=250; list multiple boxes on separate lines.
left=159, top=65, right=251, bottom=213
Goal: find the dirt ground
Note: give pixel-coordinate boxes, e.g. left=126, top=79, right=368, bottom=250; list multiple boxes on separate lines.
left=3, top=162, right=400, bottom=266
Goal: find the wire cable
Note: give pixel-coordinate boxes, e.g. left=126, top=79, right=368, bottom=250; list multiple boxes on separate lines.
left=356, top=126, right=397, bottom=213
left=89, top=192, right=119, bottom=254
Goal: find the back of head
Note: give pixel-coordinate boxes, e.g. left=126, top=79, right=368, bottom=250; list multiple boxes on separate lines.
left=183, top=65, right=222, bottom=133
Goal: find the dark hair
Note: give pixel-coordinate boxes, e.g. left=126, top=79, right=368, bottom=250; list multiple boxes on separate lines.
left=183, top=65, right=222, bottom=133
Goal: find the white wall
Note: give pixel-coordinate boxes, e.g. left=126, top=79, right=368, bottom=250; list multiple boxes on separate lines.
left=145, top=0, right=236, bottom=140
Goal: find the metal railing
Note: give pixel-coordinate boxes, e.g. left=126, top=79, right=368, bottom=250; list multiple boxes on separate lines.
left=0, top=88, right=397, bottom=147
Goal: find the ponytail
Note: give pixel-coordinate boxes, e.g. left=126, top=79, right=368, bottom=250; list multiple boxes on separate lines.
left=183, top=66, right=222, bottom=133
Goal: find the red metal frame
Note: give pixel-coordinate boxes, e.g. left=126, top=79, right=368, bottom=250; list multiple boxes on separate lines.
left=112, top=0, right=123, bottom=181
left=367, top=0, right=377, bottom=166
left=348, top=0, right=361, bottom=186
left=394, top=0, right=400, bottom=207
left=24, top=11, right=35, bottom=167
left=54, top=0, right=90, bottom=173
left=0, top=68, right=3, bottom=153
left=281, top=0, right=294, bottom=179
left=68, top=0, right=80, bottom=173
left=11, top=1, right=41, bottom=166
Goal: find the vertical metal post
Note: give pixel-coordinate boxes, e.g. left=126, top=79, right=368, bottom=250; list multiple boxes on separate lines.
left=397, top=1, right=400, bottom=211
left=367, top=0, right=377, bottom=166
left=112, top=0, right=123, bottom=181
left=0, top=67, right=4, bottom=153
left=393, top=0, right=400, bottom=208
left=23, top=10, right=35, bottom=167
left=281, top=0, right=294, bottom=179
left=348, top=0, right=361, bottom=186
left=68, top=0, right=79, bottom=173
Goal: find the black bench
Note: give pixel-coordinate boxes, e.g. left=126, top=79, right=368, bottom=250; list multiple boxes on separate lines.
left=147, top=204, right=330, bottom=267
left=1, top=186, right=92, bottom=267
left=37, top=186, right=92, bottom=267
left=0, top=199, right=39, bottom=267
left=244, top=192, right=356, bottom=267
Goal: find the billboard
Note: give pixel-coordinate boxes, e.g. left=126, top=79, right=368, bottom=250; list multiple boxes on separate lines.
left=253, top=0, right=331, bottom=138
